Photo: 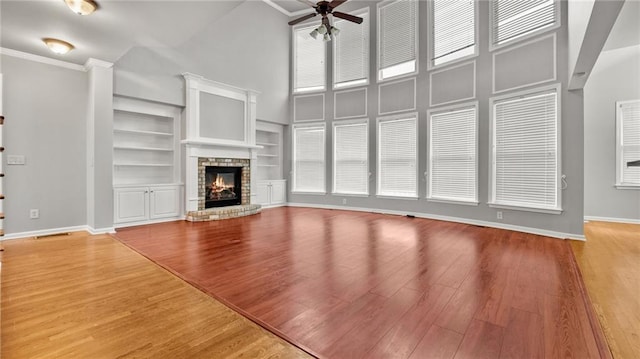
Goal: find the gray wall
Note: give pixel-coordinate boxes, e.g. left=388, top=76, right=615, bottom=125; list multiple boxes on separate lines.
left=114, top=0, right=290, bottom=124
left=287, top=0, right=586, bottom=236
left=1, top=55, right=88, bottom=233
left=584, top=44, right=640, bottom=221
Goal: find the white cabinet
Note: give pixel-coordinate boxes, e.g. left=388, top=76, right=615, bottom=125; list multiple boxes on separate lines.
left=114, top=185, right=180, bottom=225
left=256, top=180, right=286, bottom=207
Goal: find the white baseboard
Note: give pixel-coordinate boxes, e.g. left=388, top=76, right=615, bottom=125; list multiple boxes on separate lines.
left=260, top=203, right=287, bottom=209
left=113, top=216, right=184, bottom=229
left=286, top=202, right=585, bottom=241
left=2, top=225, right=91, bottom=240
left=87, top=226, right=116, bottom=235
left=584, top=216, right=640, bottom=225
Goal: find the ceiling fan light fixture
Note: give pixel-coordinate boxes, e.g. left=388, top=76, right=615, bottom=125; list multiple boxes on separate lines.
left=323, top=33, right=331, bottom=42
left=318, top=25, right=327, bottom=35
left=310, top=29, right=319, bottom=39
left=42, top=38, right=75, bottom=55
left=64, top=0, right=98, bottom=15
left=331, top=26, right=340, bottom=35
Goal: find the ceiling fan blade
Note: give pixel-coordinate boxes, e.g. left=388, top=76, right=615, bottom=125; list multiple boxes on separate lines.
left=288, top=12, right=317, bottom=26
left=329, top=0, right=348, bottom=9
left=297, top=0, right=318, bottom=8
left=332, top=11, right=363, bottom=24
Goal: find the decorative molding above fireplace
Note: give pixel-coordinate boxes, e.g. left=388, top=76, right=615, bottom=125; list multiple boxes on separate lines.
left=182, top=73, right=261, bottom=215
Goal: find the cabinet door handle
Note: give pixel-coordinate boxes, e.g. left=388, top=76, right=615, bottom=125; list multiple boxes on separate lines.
left=145, top=191, right=149, bottom=193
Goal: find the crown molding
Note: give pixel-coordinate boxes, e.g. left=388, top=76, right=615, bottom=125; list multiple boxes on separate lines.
left=84, top=58, right=114, bottom=70
left=262, top=0, right=293, bottom=16
left=0, top=47, right=86, bottom=72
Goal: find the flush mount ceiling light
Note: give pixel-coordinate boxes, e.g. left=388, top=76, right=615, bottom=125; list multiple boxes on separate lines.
left=64, top=0, right=98, bottom=15
left=43, top=38, right=75, bottom=55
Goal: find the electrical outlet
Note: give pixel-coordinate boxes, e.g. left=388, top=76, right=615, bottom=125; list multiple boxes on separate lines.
left=497, top=211, right=503, bottom=220
left=342, top=198, right=347, bottom=205
left=30, top=209, right=39, bottom=219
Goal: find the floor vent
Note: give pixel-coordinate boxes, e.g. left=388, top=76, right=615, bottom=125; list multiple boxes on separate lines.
left=34, top=232, right=71, bottom=239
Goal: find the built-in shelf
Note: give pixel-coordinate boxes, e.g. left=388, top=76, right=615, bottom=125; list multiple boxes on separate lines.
left=114, top=163, right=173, bottom=167
left=114, top=128, right=173, bottom=137
left=257, top=154, right=278, bottom=157
left=256, top=123, right=284, bottom=182
left=114, top=146, right=174, bottom=152
left=258, top=164, right=278, bottom=167
left=257, top=142, right=278, bottom=147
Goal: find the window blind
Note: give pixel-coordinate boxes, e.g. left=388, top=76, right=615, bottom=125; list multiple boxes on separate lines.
left=334, top=10, right=369, bottom=88
left=378, top=116, right=417, bottom=197
left=618, top=100, right=640, bottom=185
left=432, top=0, right=475, bottom=66
left=293, top=124, right=326, bottom=192
left=492, top=90, right=559, bottom=210
left=378, top=0, right=418, bottom=80
left=334, top=121, right=369, bottom=194
left=429, top=107, right=477, bottom=202
left=492, top=0, right=557, bottom=46
left=294, top=25, right=326, bottom=92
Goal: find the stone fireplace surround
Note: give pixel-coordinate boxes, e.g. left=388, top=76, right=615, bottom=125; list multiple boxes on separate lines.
left=182, top=73, right=262, bottom=222
left=185, top=157, right=260, bottom=221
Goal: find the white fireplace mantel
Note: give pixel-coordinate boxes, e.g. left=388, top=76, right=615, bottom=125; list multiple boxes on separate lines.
left=182, top=73, right=261, bottom=212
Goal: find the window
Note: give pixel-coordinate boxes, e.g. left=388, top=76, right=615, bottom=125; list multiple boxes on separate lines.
left=428, top=105, right=477, bottom=203
left=490, top=86, right=560, bottom=212
left=377, top=115, right=417, bottom=197
left=616, top=100, right=640, bottom=187
left=333, top=9, right=369, bottom=89
left=292, top=123, right=326, bottom=193
left=429, top=0, right=476, bottom=67
left=293, top=24, right=326, bottom=93
left=491, top=0, right=559, bottom=47
left=377, top=0, right=418, bottom=81
left=333, top=120, right=369, bottom=195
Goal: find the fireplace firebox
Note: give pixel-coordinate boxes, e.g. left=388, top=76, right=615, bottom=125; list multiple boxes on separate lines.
left=205, top=166, right=242, bottom=208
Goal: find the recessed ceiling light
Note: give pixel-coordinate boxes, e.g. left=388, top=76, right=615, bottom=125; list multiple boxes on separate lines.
left=64, top=0, right=98, bottom=15
left=42, top=38, right=75, bottom=55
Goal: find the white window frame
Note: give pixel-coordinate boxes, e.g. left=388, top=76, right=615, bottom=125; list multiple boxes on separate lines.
left=427, top=102, right=479, bottom=205
left=333, top=7, right=370, bottom=90
left=292, top=122, right=327, bottom=194
left=292, top=22, right=327, bottom=94
left=376, top=112, right=419, bottom=199
left=616, top=99, right=640, bottom=189
left=332, top=118, right=370, bottom=196
left=427, top=0, right=478, bottom=70
left=377, top=0, right=419, bottom=82
left=489, top=0, right=560, bottom=51
left=488, top=84, right=562, bottom=214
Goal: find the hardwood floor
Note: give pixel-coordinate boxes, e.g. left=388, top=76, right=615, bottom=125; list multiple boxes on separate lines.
left=116, top=207, right=607, bottom=359
left=0, top=231, right=310, bottom=359
left=574, top=221, right=640, bottom=359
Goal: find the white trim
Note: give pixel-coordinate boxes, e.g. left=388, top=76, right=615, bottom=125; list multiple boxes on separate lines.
left=376, top=0, right=419, bottom=83
left=378, top=77, right=417, bottom=115
left=489, top=0, right=561, bottom=52
left=261, top=0, right=293, bottom=16
left=426, top=0, right=479, bottom=71
left=1, top=225, right=115, bottom=241
left=292, top=22, right=326, bottom=94
left=84, top=58, right=113, bottom=69
left=489, top=83, right=563, bottom=213
left=334, top=87, right=368, bottom=120
left=286, top=203, right=584, bottom=240
left=332, top=7, right=370, bottom=90
left=376, top=112, right=419, bottom=198
left=0, top=47, right=86, bottom=72
left=584, top=216, right=640, bottom=225
left=113, top=217, right=184, bottom=229
left=294, top=93, right=325, bottom=122
left=616, top=99, right=640, bottom=187
left=426, top=101, right=479, bottom=204
left=332, top=118, right=370, bottom=195
left=429, top=60, right=476, bottom=107
left=492, top=33, right=557, bottom=94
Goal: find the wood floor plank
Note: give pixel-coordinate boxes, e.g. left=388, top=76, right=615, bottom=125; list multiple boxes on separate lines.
left=0, top=232, right=311, bottom=359
left=114, top=207, right=607, bottom=359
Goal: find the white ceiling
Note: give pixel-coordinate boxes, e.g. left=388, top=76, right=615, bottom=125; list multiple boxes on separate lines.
left=2, top=0, right=637, bottom=67
left=0, top=0, right=245, bottom=65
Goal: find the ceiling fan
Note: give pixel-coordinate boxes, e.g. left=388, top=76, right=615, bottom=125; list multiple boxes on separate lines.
left=288, top=0, right=363, bottom=38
